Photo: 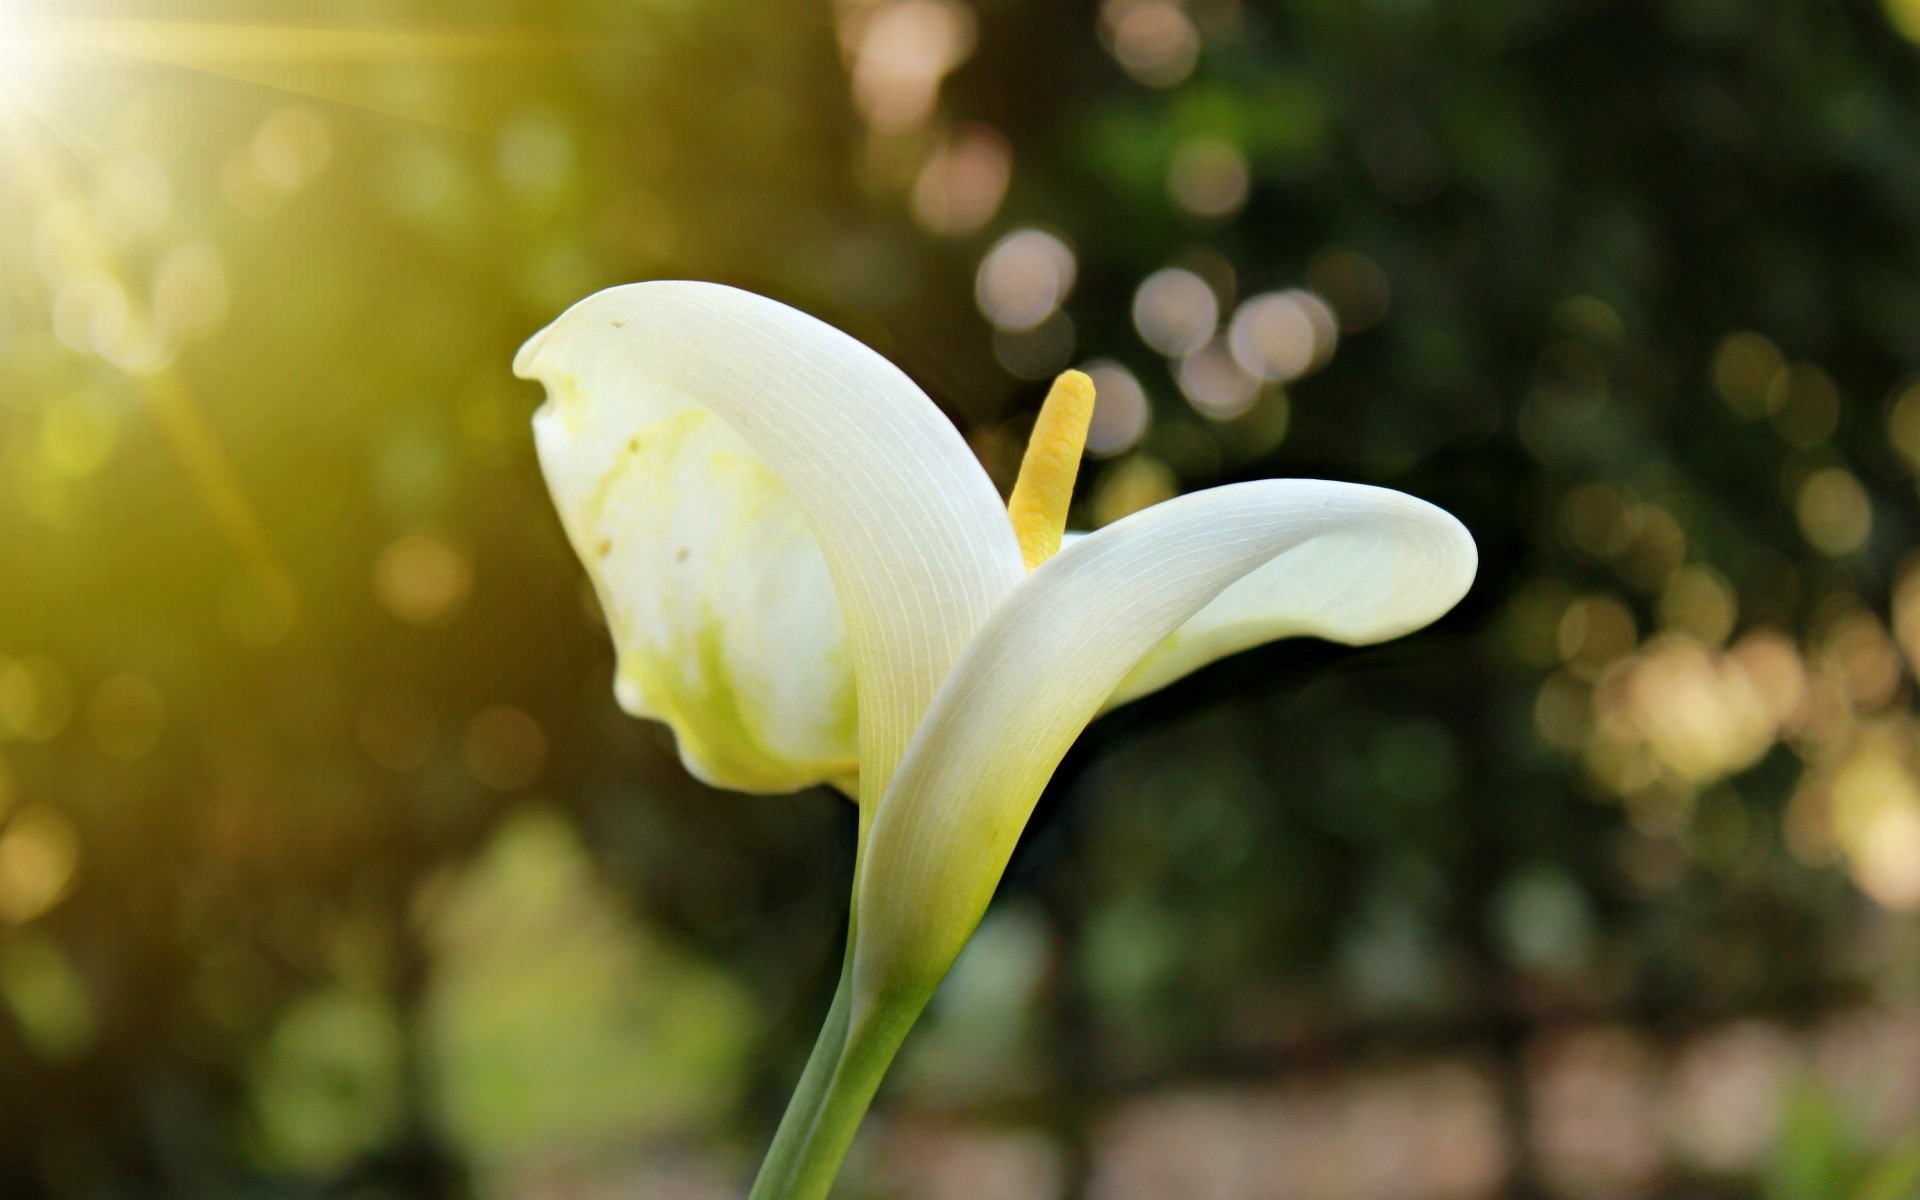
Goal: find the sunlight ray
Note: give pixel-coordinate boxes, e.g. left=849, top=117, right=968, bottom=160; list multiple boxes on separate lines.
left=7, top=15, right=577, bottom=131
left=1, top=105, right=299, bottom=620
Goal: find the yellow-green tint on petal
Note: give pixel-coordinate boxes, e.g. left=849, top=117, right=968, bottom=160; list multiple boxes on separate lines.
left=531, top=366, right=858, bottom=794
left=1007, top=370, right=1095, bottom=570
left=518, top=283, right=1027, bottom=810
left=615, top=618, right=858, bottom=795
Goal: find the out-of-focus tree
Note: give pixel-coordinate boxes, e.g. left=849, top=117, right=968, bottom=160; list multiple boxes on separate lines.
left=4, top=0, right=1920, bottom=1196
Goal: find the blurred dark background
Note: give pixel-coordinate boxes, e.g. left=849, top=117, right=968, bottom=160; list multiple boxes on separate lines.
left=5, top=0, right=1920, bottom=1196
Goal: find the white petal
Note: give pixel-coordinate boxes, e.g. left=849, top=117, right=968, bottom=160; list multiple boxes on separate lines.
left=518, top=282, right=1025, bottom=797
left=852, top=480, right=1474, bottom=1001
left=1106, top=494, right=1477, bottom=707
left=530, top=383, right=856, bottom=792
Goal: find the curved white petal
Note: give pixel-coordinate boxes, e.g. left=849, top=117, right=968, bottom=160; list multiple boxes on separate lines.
left=518, top=282, right=1026, bottom=797
left=530, top=384, right=857, bottom=793
left=852, top=480, right=1474, bottom=1002
left=1104, top=499, right=1477, bottom=707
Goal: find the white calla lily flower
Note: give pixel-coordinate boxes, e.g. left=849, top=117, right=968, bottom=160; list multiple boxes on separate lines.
left=518, top=280, right=1476, bottom=1200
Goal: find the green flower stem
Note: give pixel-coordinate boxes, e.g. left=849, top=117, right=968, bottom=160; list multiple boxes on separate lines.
left=748, top=821, right=936, bottom=1200
left=748, top=972, right=932, bottom=1200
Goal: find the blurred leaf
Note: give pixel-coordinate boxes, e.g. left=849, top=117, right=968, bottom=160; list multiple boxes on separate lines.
left=423, top=809, right=755, bottom=1186
left=1857, top=1134, right=1920, bottom=1200
left=250, top=984, right=405, bottom=1174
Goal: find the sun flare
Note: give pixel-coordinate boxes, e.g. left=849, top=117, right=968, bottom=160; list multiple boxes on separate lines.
left=0, top=4, right=58, bottom=116
left=0, top=6, right=573, bottom=631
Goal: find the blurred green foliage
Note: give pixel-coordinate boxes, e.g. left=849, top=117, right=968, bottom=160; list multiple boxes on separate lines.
left=5, top=0, right=1920, bottom=1196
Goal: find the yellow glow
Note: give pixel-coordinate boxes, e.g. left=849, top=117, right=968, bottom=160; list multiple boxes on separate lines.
left=1007, top=370, right=1095, bottom=569
left=43, top=16, right=563, bottom=65
left=0, top=10, right=508, bottom=651
left=0, top=13, right=572, bottom=132
left=1889, top=0, right=1920, bottom=44
left=0, top=5, right=57, bottom=116
left=0, top=61, right=300, bottom=628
